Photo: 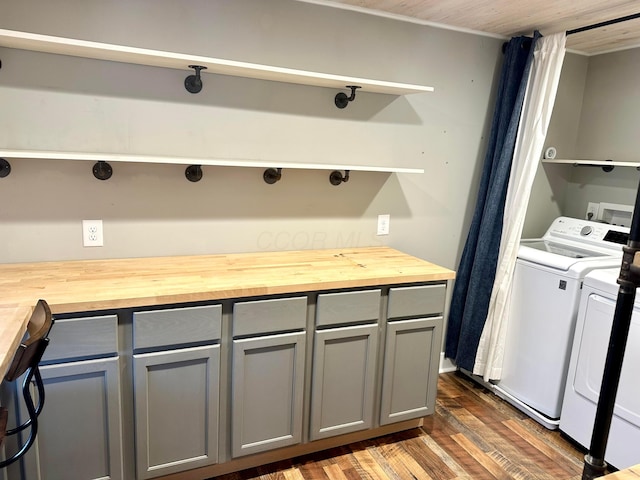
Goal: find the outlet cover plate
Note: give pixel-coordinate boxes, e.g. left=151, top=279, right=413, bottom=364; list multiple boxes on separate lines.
left=82, top=219, right=104, bottom=247
left=377, top=214, right=390, bottom=236
left=586, top=202, right=599, bottom=221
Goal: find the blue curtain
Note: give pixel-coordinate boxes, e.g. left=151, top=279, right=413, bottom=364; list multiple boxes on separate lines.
left=445, top=33, right=540, bottom=371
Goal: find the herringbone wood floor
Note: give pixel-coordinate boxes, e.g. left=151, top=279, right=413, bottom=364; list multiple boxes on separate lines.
left=215, top=372, right=602, bottom=479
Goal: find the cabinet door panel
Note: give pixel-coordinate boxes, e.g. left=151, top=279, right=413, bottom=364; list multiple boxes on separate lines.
left=380, top=317, right=442, bottom=425
left=310, top=324, right=378, bottom=440
left=26, top=357, right=123, bottom=480
left=232, top=332, right=305, bottom=458
left=134, top=345, right=220, bottom=479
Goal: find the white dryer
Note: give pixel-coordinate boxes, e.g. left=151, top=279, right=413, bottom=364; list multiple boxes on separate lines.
left=493, top=217, right=629, bottom=429
left=560, top=267, right=640, bottom=470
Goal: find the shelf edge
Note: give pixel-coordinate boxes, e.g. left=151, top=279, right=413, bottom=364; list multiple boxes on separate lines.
left=542, top=159, right=640, bottom=168
left=0, top=28, right=434, bottom=96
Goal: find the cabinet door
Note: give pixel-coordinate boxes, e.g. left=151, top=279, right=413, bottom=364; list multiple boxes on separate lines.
left=310, top=324, right=378, bottom=441
left=18, top=357, right=124, bottom=480
left=380, top=317, right=443, bottom=425
left=0, top=380, right=30, bottom=480
left=232, top=332, right=305, bottom=458
left=134, top=345, right=220, bottom=479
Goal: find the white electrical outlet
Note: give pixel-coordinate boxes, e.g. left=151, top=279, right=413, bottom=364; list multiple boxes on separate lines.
left=586, top=202, right=599, bottom=221
left=377, top=214, right=390, bottom=236
left=82, top=220, right=104, bottom=247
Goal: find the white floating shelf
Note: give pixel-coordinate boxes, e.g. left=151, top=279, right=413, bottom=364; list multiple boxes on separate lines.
left=0, top=29, right=434, bottom=96
left=0, top=150, right=424, bottom=174
left=543, top=158, right=640, bottom=168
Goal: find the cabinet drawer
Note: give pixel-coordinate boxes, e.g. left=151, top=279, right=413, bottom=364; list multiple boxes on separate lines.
left=43, top=314, right=118, bottom=362
left=133, top=305, right=221, bottom=350
left=316, top=289, right=381, bottom=327
left=233, top=297, right=307, bottom=337
left=387, top=284, right=446, bottom=319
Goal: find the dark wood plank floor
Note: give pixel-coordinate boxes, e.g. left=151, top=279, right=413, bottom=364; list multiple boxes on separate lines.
left=214, top=372, right=602, bottom=479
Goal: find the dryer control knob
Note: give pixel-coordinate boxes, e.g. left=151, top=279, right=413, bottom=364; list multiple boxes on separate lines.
left=581, top=226, right=593, bottom=236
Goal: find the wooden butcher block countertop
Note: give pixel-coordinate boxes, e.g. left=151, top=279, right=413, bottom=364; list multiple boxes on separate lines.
left=0, top=246, right=455, bottom=379
left=604, top=465, right=640, bottom=479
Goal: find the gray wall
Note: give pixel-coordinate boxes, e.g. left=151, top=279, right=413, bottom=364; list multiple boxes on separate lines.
left=577, top=48, right=640, bottom=162
left=0, top=0, right=503, bottom=266
left=526, top=47, right=640, bottom=234
left=523, top=52, right=588, bottom=237
left=564, top=47, right=640, bottom=219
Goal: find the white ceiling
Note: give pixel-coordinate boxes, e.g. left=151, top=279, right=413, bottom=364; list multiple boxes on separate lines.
left=313, top=0, right=640, bottom=55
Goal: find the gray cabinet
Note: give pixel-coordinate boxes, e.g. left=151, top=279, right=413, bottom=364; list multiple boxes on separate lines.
left=132, top=305, right=221, bottom=479
left=309, top=324, right=378, bottom=440
left=29, top=357, right=124, bottom=480
left=310, top=290, right=380, bottom=441
left=7, top=314, right=125, bottom=480
left=133, top=305, right=221, bottom=350
left=2, top=280, right=448, bottom=480
left=133, top=345, right=220, bottom=479
left=231, top=296, right=307, bottom=458
left=380, top=317, right=442, bottom=425
left=0, top=382, right=19, bottom=480
left=386, top=284, right=446, bottom=320
left=231, top=332, right=306, bottom=458
left=380, top=284, right=445, bottom=426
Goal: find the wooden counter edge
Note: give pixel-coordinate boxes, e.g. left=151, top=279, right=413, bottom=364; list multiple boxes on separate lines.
left=0, top=306, right=33, bottom=380
left=603, top=465, right=640, bottom=479
left=47, top=271, right=456, bottom=314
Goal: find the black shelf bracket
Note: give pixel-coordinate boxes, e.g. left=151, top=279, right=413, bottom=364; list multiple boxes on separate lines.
left=329, top=170, right=350, bottom=186
left=0, top=158, right=11, bottom=178
left=185, top=165, right=203, bottom=182
left=263, top=168, right=282, bottom=184
left=335, top=86, right=361, bottom=109
left=92, top=161, right=113, bottom=180
left=185, top=65, right=207, bottom=94
left=575, top=159, right=616, bottom=173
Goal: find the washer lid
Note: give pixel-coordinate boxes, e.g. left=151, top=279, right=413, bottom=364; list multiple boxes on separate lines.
left=521, top=239, right=609, bottom=259
left=517, top=240, right=621, bottom=274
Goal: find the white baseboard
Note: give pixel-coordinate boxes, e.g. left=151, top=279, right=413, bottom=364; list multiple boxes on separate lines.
left=458, top=368, right=495, bottom=390
left=439, top=352, right=457, bottom=373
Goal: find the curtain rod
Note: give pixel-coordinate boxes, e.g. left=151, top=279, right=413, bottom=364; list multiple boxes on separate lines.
left=567, top=12, right=640, bottom=35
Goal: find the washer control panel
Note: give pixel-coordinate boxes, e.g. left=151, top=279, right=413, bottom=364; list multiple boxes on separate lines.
left=545, top=217, right=629, bottom=249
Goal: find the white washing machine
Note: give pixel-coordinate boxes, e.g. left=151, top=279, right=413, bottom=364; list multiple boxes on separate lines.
left=493, top=217, right=629, bottom=429
left=560, top=268, right=640, bottom=470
